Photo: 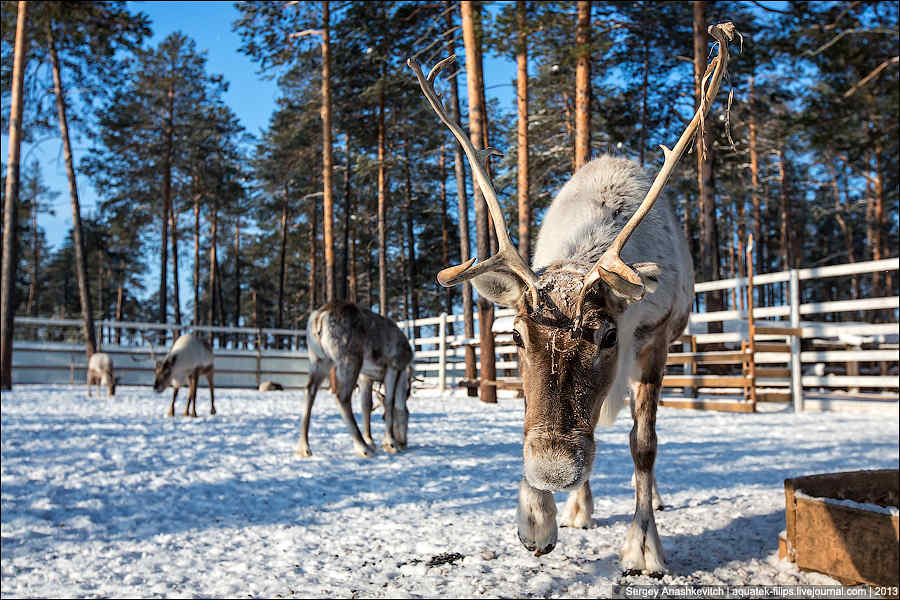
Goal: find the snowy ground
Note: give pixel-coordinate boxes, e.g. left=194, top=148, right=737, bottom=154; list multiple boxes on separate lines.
left=2, top=385, right=898, bottom=598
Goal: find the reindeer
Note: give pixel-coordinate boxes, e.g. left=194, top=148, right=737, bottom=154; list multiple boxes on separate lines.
left=152, top=333, right=216, bottom=417
left=87, top=352, right=118, bottom=397
left=408, top=23, right=736, bottom=574
left=297, top=301, right=413, bottom=459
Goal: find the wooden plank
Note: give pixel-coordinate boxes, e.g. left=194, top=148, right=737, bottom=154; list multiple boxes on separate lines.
left=757, top=392, right=792, bottom=403
left=663, top=375, right=749, bottom=387
left=755, top=325, right=803, bottom=336
left=755, top=368, right=791, bottom=379
left=666, top=351, right=745, bottom=365
left=754, top=343, right=792, bottom=353
left=659, top=399, right=756, bottom=413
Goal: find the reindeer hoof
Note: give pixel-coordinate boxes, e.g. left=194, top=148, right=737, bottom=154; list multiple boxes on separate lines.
left=210, top=408, right=217, bottom=416
left=294, top=444, right=312, bottom=458
left=355, top=443, right=375, bottom=458
left=381, top=440, right=398, bottom=454
left=166, top=411, right=174, bottom=417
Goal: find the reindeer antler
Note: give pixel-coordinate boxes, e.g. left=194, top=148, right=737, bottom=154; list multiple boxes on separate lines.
left=574, top=22, right=738, bottom=324
left=407, top=56, right=540, bottom=307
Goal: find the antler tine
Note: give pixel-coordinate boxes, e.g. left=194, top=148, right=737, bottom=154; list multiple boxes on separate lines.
left=574, top=22, right=737, bottom=322
left=407, top=57, right=540, bottom=307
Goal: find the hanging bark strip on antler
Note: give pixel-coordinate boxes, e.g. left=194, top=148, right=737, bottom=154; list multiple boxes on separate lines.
left=406, top=56, right=541, bottom=308
left=573, top=22, right=738, bottom=325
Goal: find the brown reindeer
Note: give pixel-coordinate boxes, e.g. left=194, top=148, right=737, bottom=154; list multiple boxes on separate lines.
left=407, top=23, right=736, bottom=574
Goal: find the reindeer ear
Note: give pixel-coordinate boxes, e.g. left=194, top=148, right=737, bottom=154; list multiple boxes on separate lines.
left=632, top=262, right=661, bottom=295
left=471, top=270, right=527, bottom=308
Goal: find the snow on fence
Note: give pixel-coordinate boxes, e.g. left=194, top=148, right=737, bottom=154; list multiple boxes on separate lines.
left=10, top=257, right=898, bottom=407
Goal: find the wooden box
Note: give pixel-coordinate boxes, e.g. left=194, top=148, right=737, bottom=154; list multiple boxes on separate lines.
left=783, top=469, right=899, bottom=588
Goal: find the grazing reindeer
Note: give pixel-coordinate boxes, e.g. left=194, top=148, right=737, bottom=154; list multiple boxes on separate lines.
left=152, top=334, right=216, bottom=417
left=408, top=23, right=736, bottom=574
left=297, top=301, right=413, bottom=458
left=87, top=352, right=118, bottom=397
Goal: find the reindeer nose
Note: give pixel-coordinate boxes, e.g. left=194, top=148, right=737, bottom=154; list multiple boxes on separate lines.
left=523, top=434, right=589, bottom=491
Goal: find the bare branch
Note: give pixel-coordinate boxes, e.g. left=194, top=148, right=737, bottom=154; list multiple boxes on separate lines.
left=289, top=29, right=324, bottom=39
left=804, top=27, right=898, bottom=57
left=843, top=56, right=899, bottom=97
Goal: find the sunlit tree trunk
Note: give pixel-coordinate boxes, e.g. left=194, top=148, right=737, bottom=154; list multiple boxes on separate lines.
left=321, top=0, right=335, bottom=302
left=193, top=194, right=200, bottom=326
left=446, top=1, right=476, bottom=393
left=461, top=0, right=496, bottom=403
left=377, top=71, right=388, bottom=316
left=0, top=0, right=26, bottom=390
left=342, top=137, right=352, bottom=301
left=47, top=18, right=97, bottom=356
left=169, top=200, right=181, bottom=325
left=574, top=0, right=591, bottom=170
left=517, top=1, right=531, bottom=262
left=278, top=189, right=288, bottom=329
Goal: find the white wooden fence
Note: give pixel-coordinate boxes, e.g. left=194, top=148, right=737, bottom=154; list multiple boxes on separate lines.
left=10, top=258, right=898, bottom=408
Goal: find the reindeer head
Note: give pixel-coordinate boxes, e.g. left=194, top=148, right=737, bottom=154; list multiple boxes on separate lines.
left=407, top=23, right=734, bottom=492
left=153, top=356, right=175, bottom=393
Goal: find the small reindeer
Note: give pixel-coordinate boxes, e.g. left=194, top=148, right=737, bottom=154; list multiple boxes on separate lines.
left=152, top=334, right=216, bottom=417
left=87, top=352, right=118, bottom=397
left=297, top=301, right=413, bottom=458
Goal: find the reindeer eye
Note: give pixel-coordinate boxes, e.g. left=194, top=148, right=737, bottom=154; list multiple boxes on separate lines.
left=598, top=327, right=618, bottom=349
left=512, top=329, right=524, bottom=348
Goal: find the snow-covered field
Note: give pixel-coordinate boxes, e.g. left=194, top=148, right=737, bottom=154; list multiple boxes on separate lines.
left=2, top=385, right=898, bottom=598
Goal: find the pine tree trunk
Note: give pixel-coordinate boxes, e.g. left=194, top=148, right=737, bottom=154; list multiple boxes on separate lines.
left=1, top=0, right=27, bottom=389
left=377, top=72, right=388, bottom=317
left=321, top=0, right=335, bottom=302
left=208, top=204, right=218, bottom=329
left=693, top=1, right=716, bottom=282
left=776, top=146, right=791, bottom=272
left=278, top=192, right=288, bottom=329
left=115, top=260, right=124, bottom=344
left=160, top=75, right=175, bottom=324
left=233, top=216, right=241, bottom=328
left=748, top=76, right=762, bottom=269
left=27, top=201, right=38, bottom=315
left=517, top=1, right=531, bottom=262
left=193, top=195, right=200, bottom=326
left=309, top=197, right=318, bottom=313
left=439, top=144, right=454, bottom=330
left=446, top=1, right=476, bottom=393
left=342, top=137, right=352, bottom=301
left=638, top=3, right=649, bottom=167
left=574, top=0, right=591, bottom=170
left=169, top=199, right=181, bottom=325
left=47, top=19, right=97, bottom=357
left=870, top=145, right=885, bottom=299
left=402, top=140, right=420, bottom=339
left=461, top=0, right=496, bottom=404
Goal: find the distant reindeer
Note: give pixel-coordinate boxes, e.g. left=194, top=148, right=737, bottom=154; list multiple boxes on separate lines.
left=298, top=301, right=413, bottom=458
left=407, top=23, right=736, bottom=574
left=152, top=333, right=216, bottom=417
left=87, top=352, right=118, bottom=397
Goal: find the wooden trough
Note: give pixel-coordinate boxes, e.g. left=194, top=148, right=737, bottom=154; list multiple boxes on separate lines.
left=781, top=469, right=899, bottom=588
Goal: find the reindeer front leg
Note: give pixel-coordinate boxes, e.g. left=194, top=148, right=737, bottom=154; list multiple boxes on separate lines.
left=621, top=359, right=666, bottom=575
left=517, top=477, right=558, bottom=556
left=168, top=386, right=178, bottom=417
left=358, top=375, right=375, bottom=446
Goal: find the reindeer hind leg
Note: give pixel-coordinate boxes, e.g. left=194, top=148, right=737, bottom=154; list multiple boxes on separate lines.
left=333, top=358, right=373, bottom=458
left=296, top=359, right=329, bottom=457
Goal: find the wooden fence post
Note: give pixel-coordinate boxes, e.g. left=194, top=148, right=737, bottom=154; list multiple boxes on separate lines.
left=789, top=268, right=803, bottom=412
left=438, top=312, right=447, bottom=393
